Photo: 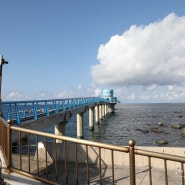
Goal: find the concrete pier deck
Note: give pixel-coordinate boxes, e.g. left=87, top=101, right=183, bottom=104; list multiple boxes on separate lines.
left=1, top=166, right=181, bottom=185
left=1, top=145, right=185, bottom=184
left=1, top=154, right=181, bottom=185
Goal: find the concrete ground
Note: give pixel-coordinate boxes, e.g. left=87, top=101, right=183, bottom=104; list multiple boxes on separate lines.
left=1, top=172, right=46, bottom=185
left=1, top=160, right=182, bottom=185
left=0, top=152, right=183, bottom=185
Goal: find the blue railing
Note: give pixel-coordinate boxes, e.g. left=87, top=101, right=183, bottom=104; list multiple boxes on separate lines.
left=2, top=97, right=108, bottom=125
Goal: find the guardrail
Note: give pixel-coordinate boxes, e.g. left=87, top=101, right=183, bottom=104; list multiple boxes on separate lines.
left=2, top=97, right=108, bottom=125
left=1, top=119, right=185, bottom=185
left=0, top=118, right=11, bottom=168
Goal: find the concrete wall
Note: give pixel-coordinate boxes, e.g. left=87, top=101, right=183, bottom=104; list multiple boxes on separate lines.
left=46, top=143, right=185, bottom=170
left=135, top=146, right=185, bottom=170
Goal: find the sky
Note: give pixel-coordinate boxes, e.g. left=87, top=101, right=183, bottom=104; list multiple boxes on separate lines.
left=1, top=1, right=185, bottom=103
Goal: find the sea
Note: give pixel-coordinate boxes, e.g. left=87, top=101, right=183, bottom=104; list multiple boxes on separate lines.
left=45, top=103, right=185, bottom=147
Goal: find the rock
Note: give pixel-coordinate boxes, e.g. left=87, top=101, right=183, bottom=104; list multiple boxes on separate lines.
left=171, top=123, right=184, bottom=129
left=174, top=111, right=181, bottom=114
left=151, top=126, right=158, bottom=129
left=135, top=128, right=149, bottom=133
left=156, top=140, right=168, bottom=145
left=151, top=128, right=165, bottom=134
left=178, top=115, right=183, bottom=118
left=182, top=128, right=185, bottom=136
left=135, top=128, right=141, bottom=131
left=141, top=130, right=149, bottom=134
left=157, top=122, right=164, bottom=126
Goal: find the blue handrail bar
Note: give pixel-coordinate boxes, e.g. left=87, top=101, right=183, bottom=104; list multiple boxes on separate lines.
left=2, top=97, right=108, bottom=125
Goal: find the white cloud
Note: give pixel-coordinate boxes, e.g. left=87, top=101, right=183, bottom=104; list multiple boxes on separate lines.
left=6, top=91, right=22, bottom=100
left=94, top=88, right=102, bottom=96
left=77, top=85, right=82, bottom=90
left=127, top=93, right=136, bottom=100
left=91, top=13, right=185, bottom=86
left=53, top=91, right=73, bottom=99
left=34, top=92, right=46, bottom=100
left=167, top=85, right=174, bottom=91
left=146, top=84, right=157, bottom=91
left=3, top=90, right=29, bottom=101
left=116, top=84, right=185, bottom=103
left=50, top=85, right=101, bottom=99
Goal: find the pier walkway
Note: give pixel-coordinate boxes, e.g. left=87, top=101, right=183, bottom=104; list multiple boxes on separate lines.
left=1, top=97, right=113, bottom=142
left=1, top=164, right=180, bottom=185
left=1, top=152, right=181, bottom=185
left=2, top=97, right=109, bottom=125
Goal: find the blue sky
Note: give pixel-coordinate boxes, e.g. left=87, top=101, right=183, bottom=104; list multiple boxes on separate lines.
left=1, top=1, right=185, bottom=103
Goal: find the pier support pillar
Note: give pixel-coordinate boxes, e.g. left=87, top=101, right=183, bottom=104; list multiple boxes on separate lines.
left=95, top=105, right=99, bottom=124
left=89, top=107, right=94, bottom=131
left=102, top=104, right=105, bottom=118
left=55, top=121, right=67, bottom=143
left=77, top=112, right=84, bottom=139
left=99, top=105, right=102, bottom=120
left=105, top=104, right=108, bottom=116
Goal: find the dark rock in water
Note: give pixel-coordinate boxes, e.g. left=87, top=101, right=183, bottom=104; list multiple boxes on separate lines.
left=171, top=123, right=184, bottom=129
left=142, top=130, right=149, bottom=134
left=181, top=128, right=185, bottom=136
left=156, top=140, right=168, bottom=145
left=178, top=115, right=183, bottom=118
left=135, top=128, right=149, bottom=133
left=174, top=111, right=181, bottom=114
left=151, top=128, right=165, bottom=134
left=151, top=126, right=158, bottom=130
left=157, top=122, right=164, bottom=126
left=135, top=128, right=141, bottom=131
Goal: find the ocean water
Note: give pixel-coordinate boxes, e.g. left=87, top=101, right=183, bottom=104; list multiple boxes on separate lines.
left=54, top=103, right=185, bottom=147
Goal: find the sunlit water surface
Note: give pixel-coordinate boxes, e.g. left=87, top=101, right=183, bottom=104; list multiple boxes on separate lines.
left=44, top=103, right=185, bottom=147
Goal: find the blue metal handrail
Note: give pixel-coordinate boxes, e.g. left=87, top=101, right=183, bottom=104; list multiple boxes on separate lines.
left=2, top=97, right=108, bottom=125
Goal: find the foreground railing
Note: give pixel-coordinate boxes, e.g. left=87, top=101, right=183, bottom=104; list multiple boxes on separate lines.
left=2, top=97, right=108, bottom=125
left=1, top=119, right=185, bottom=184
left=134, top=148, right=185, bottom=185
left=0, top=118, right=11, bottom=168
left=9, top=124, right=132, bottom=184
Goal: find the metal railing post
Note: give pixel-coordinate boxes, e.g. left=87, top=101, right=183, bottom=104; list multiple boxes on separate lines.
left=0, top=55, right=8, bottom=117
left=7, top=119, right=12, bottom=171
left=128, top=140, right=136, bottom=185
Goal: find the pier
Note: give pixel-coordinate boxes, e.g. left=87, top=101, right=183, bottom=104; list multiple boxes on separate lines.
left=2, top=94, right=117, bottom=142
